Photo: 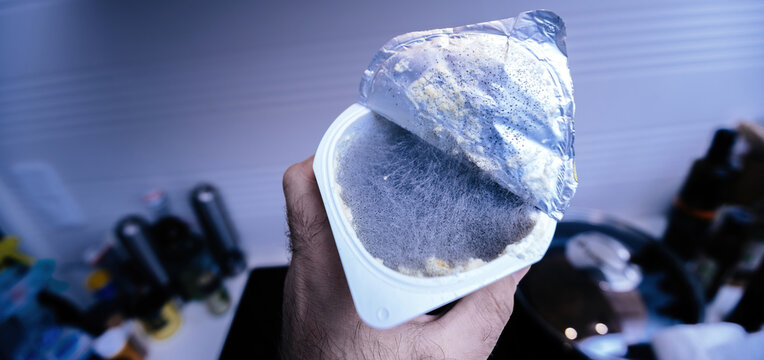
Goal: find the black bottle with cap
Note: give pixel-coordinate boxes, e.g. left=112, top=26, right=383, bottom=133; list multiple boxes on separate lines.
left=115, top=216, right=171, bottom=292
left=663, top=129, right=738, bottom=260
left=151, top=216, right=231, bottom=314
left=114, top=215, right=181, bottom=338
left=190, top=184, right=246, bottom=276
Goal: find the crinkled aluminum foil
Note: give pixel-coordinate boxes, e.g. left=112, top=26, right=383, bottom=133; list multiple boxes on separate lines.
left=359, top=10, right=576, bottom=220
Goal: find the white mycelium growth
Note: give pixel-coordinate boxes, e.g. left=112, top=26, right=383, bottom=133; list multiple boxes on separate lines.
left=335, top=116, right=537, bottom=276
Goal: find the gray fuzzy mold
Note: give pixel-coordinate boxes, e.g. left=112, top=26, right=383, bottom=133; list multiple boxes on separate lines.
left=335, top=115, right=536, bottom=276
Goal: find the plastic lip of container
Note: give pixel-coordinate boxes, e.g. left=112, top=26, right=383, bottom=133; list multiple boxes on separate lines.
left=313, top=103, right=558, bottom=329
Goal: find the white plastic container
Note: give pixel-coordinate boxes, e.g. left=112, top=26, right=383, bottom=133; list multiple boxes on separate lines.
left=314, top=103, right=557, bottom=329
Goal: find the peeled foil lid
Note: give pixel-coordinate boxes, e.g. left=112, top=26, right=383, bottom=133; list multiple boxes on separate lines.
left=359, top=10, right=576, bottom=220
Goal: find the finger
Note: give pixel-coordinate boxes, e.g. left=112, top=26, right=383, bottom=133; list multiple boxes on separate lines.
left=512, top=266, right=530, bottom=284
left=282, top=155, right=335, bottom=263
left=438, top=266, right=528, bottom=326
left=431, top=270, right=524, bottom=356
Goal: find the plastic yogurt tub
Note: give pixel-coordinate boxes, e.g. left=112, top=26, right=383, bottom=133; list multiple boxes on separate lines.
left=314, top=103, right=557, bottom=329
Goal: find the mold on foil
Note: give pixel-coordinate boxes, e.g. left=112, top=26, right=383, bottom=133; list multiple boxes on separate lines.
left=360, top=10, right=576, bottom=220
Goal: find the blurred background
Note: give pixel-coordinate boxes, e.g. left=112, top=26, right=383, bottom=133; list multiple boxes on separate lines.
left=1, top=0, right=763, bottom=359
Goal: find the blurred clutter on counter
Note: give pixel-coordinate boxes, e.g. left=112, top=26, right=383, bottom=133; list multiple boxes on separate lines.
left=4, top=128, right=764, bottom=360
left=498, top=121, right=764, bottom=360
left=4, top=122, right=764, bottom=360
left=0, top=183, right=245, bottom=360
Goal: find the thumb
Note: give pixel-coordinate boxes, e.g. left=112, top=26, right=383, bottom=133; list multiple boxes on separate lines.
left=432, top=267, right=530, bottom=356
left=282, top=155, right=335, bottom=264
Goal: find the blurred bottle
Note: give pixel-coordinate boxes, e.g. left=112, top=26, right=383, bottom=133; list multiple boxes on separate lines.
left=114, top=216, right=181, bottom=340
left=190, top=184, right=246, bottom=276
left=151, top=216, right=231, bottom=315
left=142, top=189, right=172, bottom=220
left=115, top=216, right=170, bottom=291
left=663, top=129, right=738, bottom=260
left=692, top=207, right=754, bottom=300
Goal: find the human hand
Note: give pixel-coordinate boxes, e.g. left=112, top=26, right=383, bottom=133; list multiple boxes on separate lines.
left=281, top=155, right=529, bottom=359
